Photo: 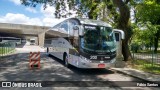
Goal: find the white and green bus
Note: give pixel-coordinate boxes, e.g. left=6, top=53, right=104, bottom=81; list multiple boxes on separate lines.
left=44, top=18, right=124, bottom=69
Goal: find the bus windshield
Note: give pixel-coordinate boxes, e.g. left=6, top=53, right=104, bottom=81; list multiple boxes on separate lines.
left=81, top=25, right=116, bottom=52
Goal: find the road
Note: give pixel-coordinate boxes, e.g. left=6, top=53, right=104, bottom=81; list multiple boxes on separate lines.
left=0, top=45, right=159, bottom=90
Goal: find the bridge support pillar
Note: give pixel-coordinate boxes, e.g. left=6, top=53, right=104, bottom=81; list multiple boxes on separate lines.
left=38, top=33, right=45, bottom=47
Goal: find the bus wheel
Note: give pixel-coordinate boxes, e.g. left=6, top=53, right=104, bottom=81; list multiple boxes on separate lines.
left=64, top=54, right=69, bottom=67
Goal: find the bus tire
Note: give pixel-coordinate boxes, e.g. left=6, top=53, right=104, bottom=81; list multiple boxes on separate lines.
left=64, top=53, right=69, bottom=67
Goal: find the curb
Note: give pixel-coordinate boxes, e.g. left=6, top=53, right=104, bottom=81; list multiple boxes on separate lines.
left=111, top=68, right=160, bottom=84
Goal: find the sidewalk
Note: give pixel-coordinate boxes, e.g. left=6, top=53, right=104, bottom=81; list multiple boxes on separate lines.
left=112, top=68, right=160, bottom=82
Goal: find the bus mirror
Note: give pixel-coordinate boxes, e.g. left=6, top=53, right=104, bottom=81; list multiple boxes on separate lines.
left=113, top=29, right=125, bottom=39
left=0, top=38, right=2, bottom=42
left=73, top=25, right=79, bottom=30
left=79, top=26, right=84, bottom=36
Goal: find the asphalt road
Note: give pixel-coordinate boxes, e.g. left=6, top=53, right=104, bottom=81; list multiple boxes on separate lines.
left=0, top=45, right=159, bottom=90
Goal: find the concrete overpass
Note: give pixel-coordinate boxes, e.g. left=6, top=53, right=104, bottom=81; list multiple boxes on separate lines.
left=0, top=23, right=68, bottom=46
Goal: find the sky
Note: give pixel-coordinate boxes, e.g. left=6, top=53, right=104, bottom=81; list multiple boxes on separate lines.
left=0, top=0, right=70, bottom=26
left=0, top=0, right=135, bottom=26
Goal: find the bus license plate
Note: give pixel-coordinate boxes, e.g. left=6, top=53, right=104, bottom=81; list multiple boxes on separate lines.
left=98, top=64, right=105, bottom=68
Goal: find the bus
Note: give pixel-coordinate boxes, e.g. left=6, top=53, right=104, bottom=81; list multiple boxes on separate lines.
left=30, top=38, right=36, bottom=45
left=44, top=18, right=124, bottom=69
left=0, top=37, right=21, bottom=45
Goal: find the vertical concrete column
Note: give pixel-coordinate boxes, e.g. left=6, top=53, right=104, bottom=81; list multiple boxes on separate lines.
left=115, top=34, right=125, bottom=68
left=116, top=41, right=123, bottom=58
left=38, top=33, right=45, bottom=47
left=35, top=37, right=38, bottom=45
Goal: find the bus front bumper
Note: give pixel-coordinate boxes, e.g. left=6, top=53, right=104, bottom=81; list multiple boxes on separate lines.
left=77, top=58, right=116, bottom=69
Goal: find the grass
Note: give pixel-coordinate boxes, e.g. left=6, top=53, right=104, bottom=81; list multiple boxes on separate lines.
left=0, top=47, right=15, bottom=55
left=132, top=60, right=160, bottom=74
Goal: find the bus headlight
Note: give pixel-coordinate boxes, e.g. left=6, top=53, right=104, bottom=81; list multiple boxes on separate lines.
left=80, top=55, right=91, bottom=63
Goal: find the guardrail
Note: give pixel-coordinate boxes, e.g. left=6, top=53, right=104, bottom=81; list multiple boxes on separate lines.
left=0, top=41, right=16, bottom=57
left=131, top=46, right=160, bottom=74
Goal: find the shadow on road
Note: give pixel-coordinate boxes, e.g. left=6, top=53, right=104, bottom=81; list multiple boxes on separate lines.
left=48, top=54, right=115, bottom=75
left=16, top=43, right=26, bottom=48
left=0, top=52, right=148, bottom=89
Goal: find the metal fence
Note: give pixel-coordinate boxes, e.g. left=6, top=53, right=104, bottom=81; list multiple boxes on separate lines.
left=130, top=44, right=160, bottom=74
left=132, top=52, right=160, bottom=66
left=0, top=41, right=16, bottom=57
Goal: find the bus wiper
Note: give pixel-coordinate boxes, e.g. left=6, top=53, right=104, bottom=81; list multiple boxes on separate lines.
left=102, top=42, right=112, bottom=55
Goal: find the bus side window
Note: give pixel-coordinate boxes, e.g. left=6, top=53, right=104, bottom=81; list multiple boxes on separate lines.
left=69, top=38, right=79, bottom=49
left=69, top=38, right=74, bottom=46
left=115, top=32, right=120, bottom=41
left=60, top=21, right=68, bottom=31
left=45, top=40, right=52, bottom=44
left=0, top=38, right=2, bottom=42
left=73, top=39, right=79, bottom=48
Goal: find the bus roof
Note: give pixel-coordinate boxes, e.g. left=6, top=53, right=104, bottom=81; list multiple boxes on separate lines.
left=76, top=18, right=112, bottom=27
left=53, top=18, right=112, bottom=28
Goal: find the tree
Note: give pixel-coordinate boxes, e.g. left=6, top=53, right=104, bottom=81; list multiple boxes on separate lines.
left=21, top=0, right=78, bottom=18
left=112, top=0, right=132, bottom=61
left=136, top=0, right=160, bottom=53
left=131, top=22, right=158, bottom=52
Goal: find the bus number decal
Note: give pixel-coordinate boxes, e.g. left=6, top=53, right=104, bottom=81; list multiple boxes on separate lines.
left=90, top=56, right=97, bottom=59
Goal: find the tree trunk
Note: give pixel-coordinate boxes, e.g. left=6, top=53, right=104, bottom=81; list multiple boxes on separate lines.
left=113, top=0, right=132, bottom=61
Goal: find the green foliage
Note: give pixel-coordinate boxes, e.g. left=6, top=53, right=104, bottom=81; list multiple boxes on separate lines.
left=131, top=22, right=158, bottom=47
left=101, top=0, right=119, bottom=27
left=133, top=59, right=160, bottom=74
left=80, top=0, right=114, bottom=19
left=140, top=22, right=158, bottom=39
left=136, top=0, right=160, bottom=24
left=21, top=0, right=76, bottom=18
left=21, top=0, right=118, bottom=23
left=131, top=0, right=160, bottom=52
